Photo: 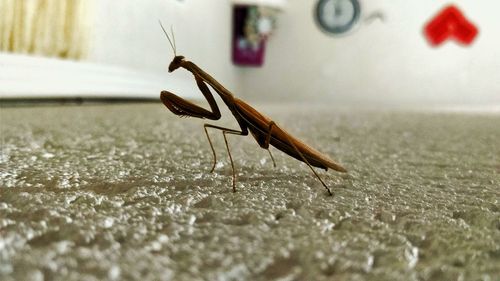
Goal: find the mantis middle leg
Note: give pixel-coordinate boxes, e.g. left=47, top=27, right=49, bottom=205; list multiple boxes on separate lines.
left=204, top=124, right=248, bottom=192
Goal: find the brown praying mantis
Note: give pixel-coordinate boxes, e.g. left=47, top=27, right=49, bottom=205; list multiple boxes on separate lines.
left=159, top=23, right=347, bottom=195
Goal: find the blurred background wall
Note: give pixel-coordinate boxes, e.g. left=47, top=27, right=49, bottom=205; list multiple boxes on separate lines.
left=0, top=0, right=238, bottom=99
left=89, top=0, right=239, bottom=96
left=240, top=0, right=500, bottom=106
left=1, top=0, right=499, bottom=106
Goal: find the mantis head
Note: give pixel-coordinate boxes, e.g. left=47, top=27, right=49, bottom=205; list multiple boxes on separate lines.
left=169, top=55, right=185, bottom=72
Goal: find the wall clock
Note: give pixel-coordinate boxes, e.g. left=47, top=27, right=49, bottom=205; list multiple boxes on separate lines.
left=315, top=0, right=361, bottom=35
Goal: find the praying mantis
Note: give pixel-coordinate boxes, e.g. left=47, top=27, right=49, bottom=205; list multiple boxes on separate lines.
left=159, top=23, right=347, bottom=195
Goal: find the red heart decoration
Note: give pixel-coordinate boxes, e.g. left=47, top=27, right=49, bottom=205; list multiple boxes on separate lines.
left=424, top=5, right=478, bottom=46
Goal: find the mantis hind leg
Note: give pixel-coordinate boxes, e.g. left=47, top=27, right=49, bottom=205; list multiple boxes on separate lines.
left=261, top=121, right=277, bottom=168
left=266, top=122, right=333, bottom=196
left=203, top=124, right=248, bottom=192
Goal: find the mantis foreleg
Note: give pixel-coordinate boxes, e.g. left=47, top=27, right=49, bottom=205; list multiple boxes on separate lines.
left=160, top=76, right=221, bottom=120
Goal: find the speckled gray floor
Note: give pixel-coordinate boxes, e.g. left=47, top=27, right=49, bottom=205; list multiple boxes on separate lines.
left=0, top=103, right=499, bottom=281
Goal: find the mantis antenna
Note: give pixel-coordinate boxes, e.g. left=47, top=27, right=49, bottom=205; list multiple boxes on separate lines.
left=171, top=25, right=176, bottom=54
left=159, top=20, right=177, bottom=56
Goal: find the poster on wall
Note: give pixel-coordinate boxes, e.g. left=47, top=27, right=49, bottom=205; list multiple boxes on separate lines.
left=424, top=5, right=478, bottom=46
left=232, top=5, right=278, bottom=67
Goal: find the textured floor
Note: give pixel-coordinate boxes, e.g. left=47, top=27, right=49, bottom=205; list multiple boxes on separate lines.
left=1, top=103, right=499, bottom=281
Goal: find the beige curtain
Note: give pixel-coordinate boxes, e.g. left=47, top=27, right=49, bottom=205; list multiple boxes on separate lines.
left=0, top=0, right=90, bottom=59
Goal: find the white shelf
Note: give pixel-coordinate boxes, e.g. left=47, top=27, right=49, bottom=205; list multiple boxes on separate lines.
left=0, top=53, right=196, bottom=100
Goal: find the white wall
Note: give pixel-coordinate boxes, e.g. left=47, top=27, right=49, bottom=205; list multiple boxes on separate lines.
left=2, top=0, right=499, bottom=106
left=0, top=0, right=239, bottom=99
left=239, top=0, right=500, bottom=106
left=88, top=0, right=240, bottom=96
